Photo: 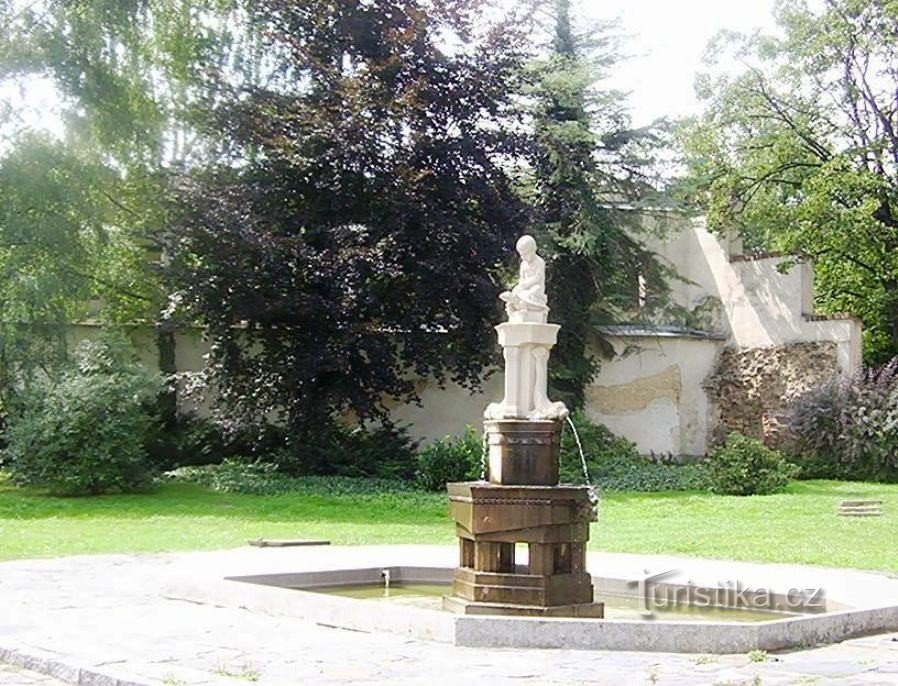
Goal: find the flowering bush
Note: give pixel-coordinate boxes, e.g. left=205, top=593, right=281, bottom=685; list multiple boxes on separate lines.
left=783, top=358, right=898, bottom=482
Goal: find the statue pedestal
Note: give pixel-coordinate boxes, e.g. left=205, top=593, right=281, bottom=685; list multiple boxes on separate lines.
left=484, top=420, right=560, bottom=486
left=443, top=483, right=603, bottom=618
left=485, top=322, right=567, bottom=421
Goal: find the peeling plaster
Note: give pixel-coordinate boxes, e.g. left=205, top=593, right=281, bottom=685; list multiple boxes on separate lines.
left=588, top=365, right=682, bottom=414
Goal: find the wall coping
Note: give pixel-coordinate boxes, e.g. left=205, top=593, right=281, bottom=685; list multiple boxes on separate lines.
left=802, top=312, right=863, bottom=323
left=597, top=324, right=725, bottom=341
left=729, top=251, right=790, bottom=263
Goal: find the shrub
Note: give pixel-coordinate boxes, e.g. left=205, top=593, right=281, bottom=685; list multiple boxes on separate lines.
left=559, top=411, right=642, bottom=484
left=415, top=426, right=482, bottom=491
left=559, top=412, right=711, bottom=492
left=145, top=413, right=289, bottom=471
left=783, top=358, right=898, bottom=482
left=3, top=337, right=163, bottom=495
left=166, top=459, right=417, bottom=496
left=145, top=413, right=228, bottom=470
left=272, top=422, right=418, bottom=481
left=709, top=433, right=799, bottom=496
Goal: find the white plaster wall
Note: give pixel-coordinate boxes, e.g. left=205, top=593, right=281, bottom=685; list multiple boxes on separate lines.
left=584, top=335, right=719, bottom=457
left=67, top=324, right=212, bottom=374
left=646, top=217, right=725, bottom=315
left=390, top=333, right=720, bottom=456
left=62, top=216, right=862, bottom=458
left=66, top=322, right=719, bottom=456
left=388, top=375, right=499, bottom=443
left=725, top=260, right=861, bottom=373
left=67, top=324, right=161, bottom=371
left=649, top=218, right=862, bottom=374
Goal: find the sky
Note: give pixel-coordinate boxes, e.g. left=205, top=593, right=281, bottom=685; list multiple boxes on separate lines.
left=590, top=0, right=778, bottom=125
left=1, top=0, right=780, bottom=139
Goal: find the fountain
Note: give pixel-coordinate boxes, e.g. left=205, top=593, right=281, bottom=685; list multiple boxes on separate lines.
left=165, top=235, right=898, bottom=654
left=442, top=235, right=604, bottom=618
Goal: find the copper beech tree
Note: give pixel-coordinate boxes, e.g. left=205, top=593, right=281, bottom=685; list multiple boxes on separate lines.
left=164, top=0, right=532, bottom=437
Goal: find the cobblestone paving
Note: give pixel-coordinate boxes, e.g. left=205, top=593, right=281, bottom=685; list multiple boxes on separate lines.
left=1, top=551, right=897, bottom=685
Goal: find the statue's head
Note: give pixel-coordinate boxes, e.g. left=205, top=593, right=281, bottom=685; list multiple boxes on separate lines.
left=516, top=234, right=537, bottom=258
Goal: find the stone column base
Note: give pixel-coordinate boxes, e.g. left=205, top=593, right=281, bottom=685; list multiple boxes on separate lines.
left=442, top=594, right=604, bottom=618
left=444, top=482, right=600, bottom=619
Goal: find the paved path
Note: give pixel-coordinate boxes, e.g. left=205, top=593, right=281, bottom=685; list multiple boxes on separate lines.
left=1, top=549, right=898, bottom=685
left=0, top=664, right=66, bottom=686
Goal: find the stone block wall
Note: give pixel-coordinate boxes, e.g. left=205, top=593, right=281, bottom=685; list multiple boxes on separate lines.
left=703, top=342, right=839, bottom=446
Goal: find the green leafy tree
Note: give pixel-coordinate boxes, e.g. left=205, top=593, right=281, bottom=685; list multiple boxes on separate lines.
left=0, top=135, right=154, bottom=409
left=681, top=0, right=898, bottom=362
left=527, top=0, right=671, bottom=407
left=0, top=0, right=259, bottom=417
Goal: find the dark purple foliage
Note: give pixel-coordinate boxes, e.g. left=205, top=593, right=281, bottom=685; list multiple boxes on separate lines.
left=783, top=358, right=898, bottom=482
left=164, top=0, right=531, bottom=436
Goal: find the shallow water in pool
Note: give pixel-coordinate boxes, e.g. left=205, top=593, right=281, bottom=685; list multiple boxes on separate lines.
left=307, top=582, right=798, bottom=622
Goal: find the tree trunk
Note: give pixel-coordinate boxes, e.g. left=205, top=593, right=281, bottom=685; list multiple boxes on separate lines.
left=156, top=325, right=178, bottom=429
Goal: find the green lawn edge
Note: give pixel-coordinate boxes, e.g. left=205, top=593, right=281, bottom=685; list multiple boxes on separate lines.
left=0, top=480, right=894, bottom=572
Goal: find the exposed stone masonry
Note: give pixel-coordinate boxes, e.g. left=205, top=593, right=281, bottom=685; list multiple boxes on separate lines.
left=703, top=342, right=839, bottom=446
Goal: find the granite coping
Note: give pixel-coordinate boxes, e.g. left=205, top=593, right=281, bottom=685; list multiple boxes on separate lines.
left=160, top=545, right=898, bottom=653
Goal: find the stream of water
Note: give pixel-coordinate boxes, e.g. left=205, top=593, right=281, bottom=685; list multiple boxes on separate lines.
left=564, top=415, right=599, bottom=508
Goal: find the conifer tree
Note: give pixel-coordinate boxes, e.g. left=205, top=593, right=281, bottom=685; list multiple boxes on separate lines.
left=529, top=0, right=669, bottom=408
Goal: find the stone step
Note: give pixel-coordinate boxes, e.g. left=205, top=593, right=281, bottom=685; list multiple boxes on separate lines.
left=837, top=499, right=883, bottom=517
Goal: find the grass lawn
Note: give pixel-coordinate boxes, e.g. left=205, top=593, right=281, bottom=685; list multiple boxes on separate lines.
left=0, top=479, right=895, bottom=572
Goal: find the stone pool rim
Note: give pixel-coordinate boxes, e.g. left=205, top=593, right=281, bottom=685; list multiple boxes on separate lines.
left=161, top=545, right=898, bottom=654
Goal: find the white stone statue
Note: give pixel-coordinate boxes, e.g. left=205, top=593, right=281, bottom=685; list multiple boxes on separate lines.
left=499, top=235, right=549, bottom=323
left=485, top=235, right=568, bottom=422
